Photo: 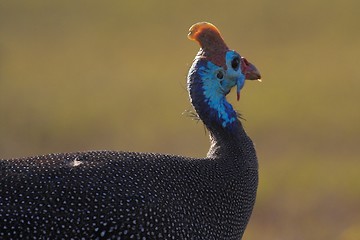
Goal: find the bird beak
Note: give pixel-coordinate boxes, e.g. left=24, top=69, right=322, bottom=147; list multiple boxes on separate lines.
left=241, top=57, right=261, bottom=81
left=237, top=57, right=261, bottom=101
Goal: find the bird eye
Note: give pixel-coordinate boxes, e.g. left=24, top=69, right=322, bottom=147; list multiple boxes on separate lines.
left=217, top=71, right=224, bottom=79
left=231, top=57, right=240, bottom=70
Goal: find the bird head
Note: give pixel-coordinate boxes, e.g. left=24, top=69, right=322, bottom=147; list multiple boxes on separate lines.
left=188, top=22, right=261, bottom=101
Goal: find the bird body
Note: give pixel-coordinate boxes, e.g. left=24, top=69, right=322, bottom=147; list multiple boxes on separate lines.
left=1, top=150, right=257, bottom=239
left=0, top=22, right=261, bottom=239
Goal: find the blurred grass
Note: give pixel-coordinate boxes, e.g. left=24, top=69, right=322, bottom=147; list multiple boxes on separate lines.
left=0, top=0, right=359, bottom=239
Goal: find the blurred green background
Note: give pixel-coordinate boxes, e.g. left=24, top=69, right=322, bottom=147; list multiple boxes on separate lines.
left=1, top=0, right=359, bottom=239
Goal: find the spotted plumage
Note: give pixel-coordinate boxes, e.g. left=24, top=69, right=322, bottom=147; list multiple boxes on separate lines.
left=0, top=22, right=261, bottom=239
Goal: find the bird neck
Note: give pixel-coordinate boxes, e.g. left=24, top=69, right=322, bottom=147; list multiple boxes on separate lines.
left=187, top=57, right=253, bottom=160
left=206, top=122, right=253, bottom=161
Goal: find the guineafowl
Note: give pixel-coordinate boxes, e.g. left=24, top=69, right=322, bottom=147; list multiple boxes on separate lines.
left=0, top=22, right=261, bottom=240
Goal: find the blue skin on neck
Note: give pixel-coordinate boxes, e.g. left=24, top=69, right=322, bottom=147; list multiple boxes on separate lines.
left=188, top=50, right=245, bottom=133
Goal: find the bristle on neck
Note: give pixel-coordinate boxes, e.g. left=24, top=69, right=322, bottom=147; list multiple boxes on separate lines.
left=188, top=22, right=229, bottom=67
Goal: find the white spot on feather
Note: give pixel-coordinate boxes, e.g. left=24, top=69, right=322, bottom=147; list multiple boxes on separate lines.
left=70, top=157, right=82, bottom=167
